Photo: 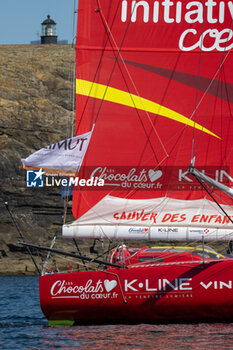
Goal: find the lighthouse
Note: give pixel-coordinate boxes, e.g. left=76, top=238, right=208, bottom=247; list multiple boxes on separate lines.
left=41, top=15, right=57, bottom=44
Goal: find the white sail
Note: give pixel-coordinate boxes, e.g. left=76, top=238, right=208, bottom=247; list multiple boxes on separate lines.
left=63, top=196, right=233, bottom=241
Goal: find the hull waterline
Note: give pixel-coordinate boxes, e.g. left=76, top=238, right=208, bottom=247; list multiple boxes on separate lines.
left=40, top=260, right=233, bottom=325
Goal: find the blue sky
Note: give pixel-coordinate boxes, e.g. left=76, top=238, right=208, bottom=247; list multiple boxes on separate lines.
left=0, top=0, right=77, bottom=45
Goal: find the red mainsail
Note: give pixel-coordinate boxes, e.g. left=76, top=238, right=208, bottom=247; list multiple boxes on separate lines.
left=65, top=0, right=233, bottom=240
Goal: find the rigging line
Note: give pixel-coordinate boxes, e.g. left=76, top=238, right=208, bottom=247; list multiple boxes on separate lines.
left=188, top=50, right=231, bottom=145
left=64, top=4, right=77, bottom=224
left=72, top=55, right=76, bottom=137
left=74, top=0, right=165, bottom=176
left=155, top=118, right=193, bottom=198
left=190, top=16, right=233, bottom=163
left=100, top=57, right=163, bottom=165
left=192, top=84, right=215, bottom=163
left=137, top=20, right=213, bottom=155
left=41, top=252, right=107, bottom=272
left=19, top=241, right=123, bottom=269
left=191, top=49, right=232, bottom=161
left=191, top=175, right=233, bottom=225
left=75, top=1, right=118, bottom=132
left=73, top=238, right=88, bottom=270
left=93, top=153, right=168, bottom=203
left=94, top=3, right=170, bottom=202
left=197, top=223, right=233, bottom=245
left=104, top=62, right=163, bottom=165
left=97, top=0, right=168, bottom=159
left=104, top=105, right=193, bottom=200
left=192, top=58, right=233, bottom=164
left=205, top=229, right=233, bottom=246
left=4, top=202, right=41, bottom=275
left=191, top=41, right=233, bottom=117
left=223, top=67, right=233, bottom=122
left=89, top=244, right=118, bottom=264
left=129, top=25, right=210, bottom=173
left=122, top=154, right=168, bottom=201
left=184, top=192, right=231, bottom=247
left=67, top=1, right=78, bottom=138
left=64, top=48, right=76, bottom=225
left=191, top=0, right=206, bottom=163
left=216, top=67, right=233, bottom=165
left=224, top=147, right=233, bottom=169
left=94, top=0, right=131, bottom=124
left=72, top=0, right=78, bottom=45
left=66, top=50, right=75, bottom=138
left=209, top=187, right=233, bottom=207
left=191, top=2, right=233, bottom=163
left=98, top=225, right=115, bottom=241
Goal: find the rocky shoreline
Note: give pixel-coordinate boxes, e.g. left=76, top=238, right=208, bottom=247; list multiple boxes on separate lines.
left=0, top=44, right=78, bottom=275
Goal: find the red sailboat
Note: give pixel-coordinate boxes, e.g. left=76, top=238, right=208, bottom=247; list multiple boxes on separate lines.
left=24, top=0, right=233, bottom=325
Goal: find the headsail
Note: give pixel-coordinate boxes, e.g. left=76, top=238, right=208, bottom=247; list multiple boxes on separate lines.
left=65, top=0, right=233, bottom=241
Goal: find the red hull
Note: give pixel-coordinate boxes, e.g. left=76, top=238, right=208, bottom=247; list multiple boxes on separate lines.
left=40, top=260, right=233, bottom=324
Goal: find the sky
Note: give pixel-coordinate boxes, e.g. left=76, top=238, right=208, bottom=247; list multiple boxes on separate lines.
left=0, top=0, right=78, bottom=45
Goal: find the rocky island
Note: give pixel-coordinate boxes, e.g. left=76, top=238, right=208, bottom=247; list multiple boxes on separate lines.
left=0, top=44, right=79, bottom=275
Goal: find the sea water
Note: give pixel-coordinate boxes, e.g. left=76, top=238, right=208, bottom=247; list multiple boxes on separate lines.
left=1, top=276, right=233, bottom=350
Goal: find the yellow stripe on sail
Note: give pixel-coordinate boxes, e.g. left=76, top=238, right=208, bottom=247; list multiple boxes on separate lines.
left=76, top=79, right=219, bottom=139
